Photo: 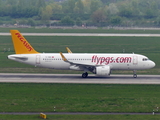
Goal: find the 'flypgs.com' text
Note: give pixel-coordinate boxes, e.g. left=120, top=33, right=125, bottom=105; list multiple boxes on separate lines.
left=91, top=55, right=132, bottom=65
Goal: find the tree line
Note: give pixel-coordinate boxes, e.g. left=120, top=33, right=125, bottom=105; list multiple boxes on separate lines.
left=1, top=0, right=160, bottom=27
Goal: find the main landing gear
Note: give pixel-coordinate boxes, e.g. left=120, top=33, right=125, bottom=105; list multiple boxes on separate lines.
left=133, top=70, right=137, bottom=78
left=82, top=72, right=88, bottom=78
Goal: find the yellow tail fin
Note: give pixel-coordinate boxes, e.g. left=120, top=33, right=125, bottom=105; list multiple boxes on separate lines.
left=10, top=30, right=39, bottom=54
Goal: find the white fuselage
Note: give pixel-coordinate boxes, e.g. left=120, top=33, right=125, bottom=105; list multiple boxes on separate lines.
left=8, top=53, right=155, bottom=71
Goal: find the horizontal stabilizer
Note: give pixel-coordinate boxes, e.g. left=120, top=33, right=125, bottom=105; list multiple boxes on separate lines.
left=14, top=56, right=28, bottom=60
left=8, top=55, right=28, bottom=61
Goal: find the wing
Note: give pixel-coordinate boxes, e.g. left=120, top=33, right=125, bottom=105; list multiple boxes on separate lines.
left=60, top=52, right=101, bottom=67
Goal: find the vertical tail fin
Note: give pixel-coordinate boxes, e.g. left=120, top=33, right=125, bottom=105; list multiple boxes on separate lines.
left=10, top=30, right=39, bottom=54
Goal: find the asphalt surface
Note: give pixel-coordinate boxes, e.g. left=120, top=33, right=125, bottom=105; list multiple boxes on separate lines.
left=0, top=73, right=160, bottom=84
left=1, top=33, right=160, bottom=36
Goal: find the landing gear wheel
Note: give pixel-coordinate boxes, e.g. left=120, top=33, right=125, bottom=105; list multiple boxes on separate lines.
left=133, top=70, right=137, bottom=78
left=82, top=72, right=88, bottom=78
left=133, top=74, right=137, bottom=78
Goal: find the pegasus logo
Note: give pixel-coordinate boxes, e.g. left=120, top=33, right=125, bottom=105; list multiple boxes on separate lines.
left=15, top=33, right=33, bottom=52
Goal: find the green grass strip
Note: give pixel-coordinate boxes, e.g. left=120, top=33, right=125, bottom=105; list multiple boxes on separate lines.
left=0, top=114, right=160, bottom=120
left=0, top=83, right=160, bottom=113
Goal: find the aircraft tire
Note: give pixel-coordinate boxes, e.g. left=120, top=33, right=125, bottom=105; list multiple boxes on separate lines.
left=82, top=72, right=88, bottom=78
left=133, top=74, right=137, bottom=78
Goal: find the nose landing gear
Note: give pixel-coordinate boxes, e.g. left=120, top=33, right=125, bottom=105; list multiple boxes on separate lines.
left=133, top=70, right=137, bottom=78
left=133, top=74, right=137, bottom=78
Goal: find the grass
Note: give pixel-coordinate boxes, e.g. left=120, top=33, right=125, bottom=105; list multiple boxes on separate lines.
left=0, top=83, right=160, bottom=113
left=0, top=114, right=160, bottom=120
left=1, top=36, right=160, bottom=54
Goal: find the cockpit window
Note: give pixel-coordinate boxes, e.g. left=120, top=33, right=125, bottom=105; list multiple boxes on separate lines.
left=142, top=58, right=149, bottom=61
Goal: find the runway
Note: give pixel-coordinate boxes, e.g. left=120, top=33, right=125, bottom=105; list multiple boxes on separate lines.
left=1, top=33, right=160, bottom=37
left=0, top=73, right=160, bottom=84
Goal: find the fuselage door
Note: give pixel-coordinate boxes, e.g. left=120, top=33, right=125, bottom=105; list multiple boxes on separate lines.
left=133, top=56, right=138, bottom=65
left=36, top=55, right=41, bottom=64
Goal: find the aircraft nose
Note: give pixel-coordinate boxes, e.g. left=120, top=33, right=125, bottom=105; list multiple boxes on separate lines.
left=150, top=61, right=155, bottom=68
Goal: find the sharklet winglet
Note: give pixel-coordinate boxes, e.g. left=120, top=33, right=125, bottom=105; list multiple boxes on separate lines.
left=66, top=47, right=72, bottom=53
left=60, top=52, right=68, bottom=62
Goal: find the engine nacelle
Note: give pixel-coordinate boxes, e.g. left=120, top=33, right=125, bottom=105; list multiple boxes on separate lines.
left=95, top=66, right=111, bottom=76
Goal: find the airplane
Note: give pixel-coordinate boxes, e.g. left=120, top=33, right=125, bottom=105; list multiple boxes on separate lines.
left=8, top=30, right=155, bottom=78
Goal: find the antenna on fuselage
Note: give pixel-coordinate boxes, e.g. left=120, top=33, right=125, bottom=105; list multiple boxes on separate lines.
left=123, top=49, right=125, bottom=53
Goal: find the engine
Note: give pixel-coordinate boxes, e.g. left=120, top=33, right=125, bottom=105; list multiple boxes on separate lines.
left=94, top=66, right=111, bottom=76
